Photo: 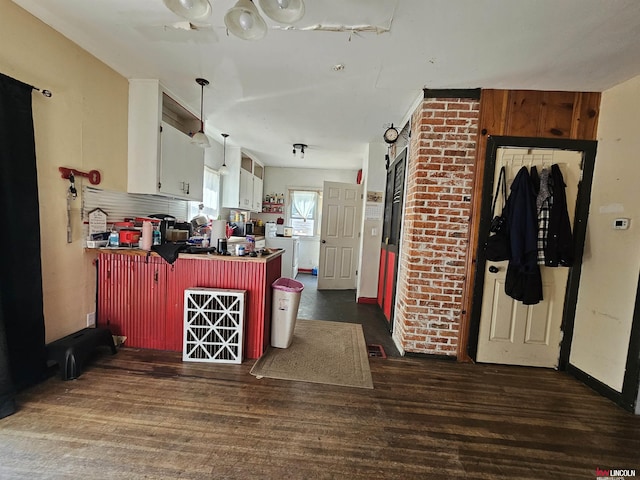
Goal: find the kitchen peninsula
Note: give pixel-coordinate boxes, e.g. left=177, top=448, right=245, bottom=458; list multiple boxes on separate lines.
left=95, top=249, right=283, bottom=359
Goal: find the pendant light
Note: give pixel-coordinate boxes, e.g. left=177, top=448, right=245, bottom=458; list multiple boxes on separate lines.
left=258, top=0, right=305, bottom=24
left=224, top=0, right=267, bottom=40
left=219, top=133, right=230, bottom=175
left=191, top=78, right=210, bottom=148
left=163, top=0, right=212, bottom=23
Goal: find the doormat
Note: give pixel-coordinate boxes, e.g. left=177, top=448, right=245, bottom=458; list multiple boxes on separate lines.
left=250, top=320, right=373, bottom=389
left=367, top=344, right=386, bottom=358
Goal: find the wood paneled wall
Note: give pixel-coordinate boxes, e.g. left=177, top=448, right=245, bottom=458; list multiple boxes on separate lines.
left=458, top=89, right=601, bottom=361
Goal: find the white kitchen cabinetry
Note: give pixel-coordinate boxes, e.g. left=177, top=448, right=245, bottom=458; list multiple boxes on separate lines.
left=128, top=79, right=204, bottom=201
left=266, top=236, right=299, bottom=279
left=239, top=168, right=253, bottom=209
left=221, top=152, right=264, bottom=212
left=253, top=163, right=264, bottom=212
left=159, top=122, right=204, bottom=199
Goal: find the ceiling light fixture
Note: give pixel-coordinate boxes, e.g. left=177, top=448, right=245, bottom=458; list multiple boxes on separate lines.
left=163, top=0, right=212, bottom=23
left=225, top=0, right=305, bottom=40
left=191, top=78, right=210, bottom=148
left=258, top=0, right=305, bottom=24
left=224, top=0, right=267, bottom=40
left=219, top=133, right=230, bottom=175
left=292, top=143, right=307, bottom=159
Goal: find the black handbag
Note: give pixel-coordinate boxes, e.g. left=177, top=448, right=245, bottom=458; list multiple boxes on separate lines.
left=485, top=166, right=510, bottom=261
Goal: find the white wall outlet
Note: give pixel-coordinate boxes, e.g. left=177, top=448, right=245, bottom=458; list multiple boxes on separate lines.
left=86, top=312, right=96, bottom=327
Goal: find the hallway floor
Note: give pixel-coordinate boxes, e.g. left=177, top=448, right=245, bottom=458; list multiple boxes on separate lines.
left=295, top=273, right=400, bottom=357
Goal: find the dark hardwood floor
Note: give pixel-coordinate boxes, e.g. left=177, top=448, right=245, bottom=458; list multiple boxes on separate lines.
left=1, top=347, right=639, bottom=479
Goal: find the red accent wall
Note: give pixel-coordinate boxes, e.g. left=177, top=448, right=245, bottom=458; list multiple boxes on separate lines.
left=383, top=251, right=395, bottom=322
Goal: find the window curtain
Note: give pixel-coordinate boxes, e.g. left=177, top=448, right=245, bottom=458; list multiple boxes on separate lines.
left=0, top=73, right=47, bottom=418
left=291, top=191, right=315, bottom=221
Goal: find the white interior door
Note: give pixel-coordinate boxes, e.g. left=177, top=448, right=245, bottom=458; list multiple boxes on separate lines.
left=318, top=182, right=362, bottom=290
left=477, top=148, right=583, bottom=368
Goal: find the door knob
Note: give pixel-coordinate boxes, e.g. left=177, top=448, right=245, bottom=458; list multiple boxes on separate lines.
left=321, top=240, right=326, bottom=244
left=488, top=265, right=500, bottom=273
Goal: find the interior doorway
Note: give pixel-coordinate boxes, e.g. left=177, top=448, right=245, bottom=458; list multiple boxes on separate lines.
left=468, top=136, right=598, bottom=369
left=317, top=181, right=362, bottom=290
left=377, top=148, right=407, bottom=331
left=296, top=273, right=400, bottom=356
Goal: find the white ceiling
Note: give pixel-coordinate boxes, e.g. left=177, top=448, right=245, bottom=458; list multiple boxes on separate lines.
left=13, top=0, right=640, bottom=170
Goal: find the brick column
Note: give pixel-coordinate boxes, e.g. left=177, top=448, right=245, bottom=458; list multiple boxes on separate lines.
left=394, top=96, right=480, bottom=356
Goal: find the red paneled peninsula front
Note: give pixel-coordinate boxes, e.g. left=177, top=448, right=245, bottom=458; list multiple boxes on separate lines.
left=97, top=250, right=282, bottom=359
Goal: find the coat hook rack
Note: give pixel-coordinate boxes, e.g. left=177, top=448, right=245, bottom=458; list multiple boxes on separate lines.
left=59, top=167, right=101, bottom=185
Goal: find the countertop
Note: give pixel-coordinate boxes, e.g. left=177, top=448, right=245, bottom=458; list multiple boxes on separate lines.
left=88, top=247, right=283, bottom=262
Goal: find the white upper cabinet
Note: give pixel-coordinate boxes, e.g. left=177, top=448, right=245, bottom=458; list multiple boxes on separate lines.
left=128, top=79, right=204, bottom=201
left=221, top=152, right=264, bottom=212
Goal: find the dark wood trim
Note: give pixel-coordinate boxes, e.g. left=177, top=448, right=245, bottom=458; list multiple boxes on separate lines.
left=566, top=364, right=633, bottom=412
left=557, top=139, right=598, bottom=369
left=622, top=272, right=640, bottom=411
left=467, top=136, right=597, bottom=367
left=423, top=88, right=481, bottom=100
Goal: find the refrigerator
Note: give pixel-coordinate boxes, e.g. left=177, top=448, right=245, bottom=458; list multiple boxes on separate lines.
left=266, top=235, right=299, bottom=279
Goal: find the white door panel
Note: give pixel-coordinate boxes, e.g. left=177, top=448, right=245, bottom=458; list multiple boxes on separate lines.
left=318, top=182, right=362, bottom=290
left=477, top=148, right=581, bottom=368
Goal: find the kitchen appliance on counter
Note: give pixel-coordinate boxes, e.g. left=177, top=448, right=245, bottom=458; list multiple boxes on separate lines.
left=265, top=222, right=277, bottom=238
left=229, top=221, right=253, bottom=237
left=119, top=228, right=141, bottom=247
left=148, top=214, right=176, bottom=243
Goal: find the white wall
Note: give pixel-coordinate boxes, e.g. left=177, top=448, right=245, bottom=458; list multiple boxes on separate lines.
left=257, top=166, right=358, bottom=270
left=571, top=74, right=640, bottom=392
left=356, top=143, right=387, bottom=300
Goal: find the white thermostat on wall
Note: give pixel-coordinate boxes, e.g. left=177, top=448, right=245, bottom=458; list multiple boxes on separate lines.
left=613, top=218, right=630, bottom=230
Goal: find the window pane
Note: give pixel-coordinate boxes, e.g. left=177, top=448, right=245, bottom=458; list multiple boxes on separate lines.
left=291, top=218, right=314, bottom=236
left=188, top=167, right=219, bottom=220
left=290, top=191, right=316, bottom=219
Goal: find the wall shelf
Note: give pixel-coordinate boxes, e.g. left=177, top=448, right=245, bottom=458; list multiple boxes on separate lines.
left=262, top=202, right=284, bottom=213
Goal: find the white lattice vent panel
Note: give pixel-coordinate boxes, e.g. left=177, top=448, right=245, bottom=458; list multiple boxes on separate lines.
left=183, top=288, right=246, bottom=364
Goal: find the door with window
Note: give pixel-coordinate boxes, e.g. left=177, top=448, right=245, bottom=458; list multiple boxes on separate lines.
left=377, top=149, right=406, bottom=329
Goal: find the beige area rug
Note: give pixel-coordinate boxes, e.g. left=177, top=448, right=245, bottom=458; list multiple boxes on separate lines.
left=250, top=320, right=373, bottom=389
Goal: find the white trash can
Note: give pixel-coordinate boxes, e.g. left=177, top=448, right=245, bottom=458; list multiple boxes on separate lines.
left=271, top=277, right=304, bottom=348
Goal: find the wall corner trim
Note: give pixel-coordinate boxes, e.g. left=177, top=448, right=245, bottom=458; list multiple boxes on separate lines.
left=423, top=88, right=481, bottom=100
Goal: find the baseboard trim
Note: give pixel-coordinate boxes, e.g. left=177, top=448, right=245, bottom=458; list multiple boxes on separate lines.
left=357, top=297, right=377, bottom=304
left=566, top=364, right=633, bottom=412
left=404, top=352, right=457, bottom=361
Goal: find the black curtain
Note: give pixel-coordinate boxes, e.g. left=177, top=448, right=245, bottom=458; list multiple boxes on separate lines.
left=0, top=73, right=47, bottom=417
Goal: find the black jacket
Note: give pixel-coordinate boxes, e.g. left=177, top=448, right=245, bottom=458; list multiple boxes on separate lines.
left=505, top=167, right=543, bottom=305
left=545, top=164, right=574, bottom=267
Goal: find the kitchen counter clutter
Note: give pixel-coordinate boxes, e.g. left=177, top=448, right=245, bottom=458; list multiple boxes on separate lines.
left=90, top=244, right=279, bottom=262
left=95, top=248, right=283, bottom=359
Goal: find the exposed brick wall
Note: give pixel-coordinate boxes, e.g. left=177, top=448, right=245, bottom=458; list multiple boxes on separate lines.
left=394, top=97, right=480, bottom=356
